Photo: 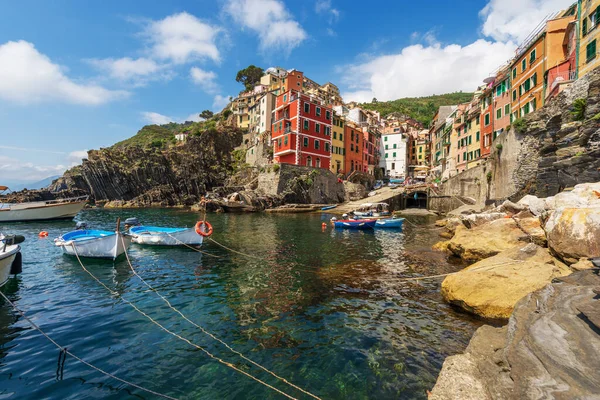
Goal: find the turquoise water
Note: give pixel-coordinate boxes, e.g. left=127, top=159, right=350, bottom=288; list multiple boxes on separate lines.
left=0, top=209, right=482, bottom=399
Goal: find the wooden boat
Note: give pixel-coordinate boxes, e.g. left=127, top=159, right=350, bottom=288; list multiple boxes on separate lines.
left=0, top=187, right=87, bottom=222
left=321, top=205, right=338, bottom=211
left=375, top=217, right=405, bottom=229
left=55, top=229, right=131, bottom=259
left=129, top=226, right=203, bottom=246
left=0, top=234, right=23, bottom=287
left=333, top=219, right=377, bottom=230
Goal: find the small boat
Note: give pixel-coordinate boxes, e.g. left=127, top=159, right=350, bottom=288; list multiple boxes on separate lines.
left=0, top=234, right=24, bottom=287
left=352, top=203, right=391, bottom=218
left=0, top=187, right=87, bottom=222
left=333, top=219, right=377, bottom=230
left=388, top=183, right=399, bottom=189
left=389, top=178, right=405, bottom=184
left=368, top=191, right=377, bottom=197
left=126, top=218, right=204, bottom=246
left=375, top=217, right=405, bottom=229
left=55, top=222, right=131, bottom=259
left=373, top=180, right=383, bottom=190
left=321, top=205, right=338, bottom=211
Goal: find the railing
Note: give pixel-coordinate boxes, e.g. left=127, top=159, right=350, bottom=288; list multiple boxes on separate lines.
left=548, top=70, right=577, bottom=88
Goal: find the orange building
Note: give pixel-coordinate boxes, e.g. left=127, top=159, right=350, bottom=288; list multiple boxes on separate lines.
left=491, top=67, right=511, bottom=139
left=344, top=122, right=364, bottom=173
left=272, top=90, right=333, bottom=169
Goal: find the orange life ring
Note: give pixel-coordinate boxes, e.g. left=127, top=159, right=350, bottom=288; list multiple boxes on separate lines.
left=38, top=231, right=49, bottom=238
left=195, top=221, right=213, bottom=237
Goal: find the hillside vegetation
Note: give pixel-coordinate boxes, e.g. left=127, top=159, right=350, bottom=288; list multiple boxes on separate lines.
left=361, top=92, right=474, bottom=127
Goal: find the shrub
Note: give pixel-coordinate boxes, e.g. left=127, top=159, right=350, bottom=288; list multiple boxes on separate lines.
left=512, top=118, right=527, bottom=133
left=272, top=164, right=280, bottom=172
left=571, top=98, right=587, bottom=121
left=496, top=143, right=503, bottom=151
left=486, top=171, right=492, bottom=183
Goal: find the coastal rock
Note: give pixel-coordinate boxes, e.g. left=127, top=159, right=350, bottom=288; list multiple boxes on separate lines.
left=489, top=200, right=526, bottom=215
left=460, top=212, right=507, bottom=228
left=544, top=181, right=600, bottom=209
left=432, top=240, right=451, bottom=253
left=570, top=259, right=595, bottom=271
left=514, top=217, right=546, bottom=247
left=441, top=244, right=570, bottom=319
left=544, top=207, right=600, bottom=264
left=446, top=219, right=526, bottom=263
left=432, top=270, right=600, bottom=399
left=516, top=195, right=547, bottom=216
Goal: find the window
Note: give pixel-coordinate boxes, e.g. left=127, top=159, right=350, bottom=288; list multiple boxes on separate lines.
left=351, top=131, right=354, bottom=140
left=583, top=17, right=588, bottom=36
left=315, top=123, right=320, bottom=133
left=351, top=143, right=354, bottom=151
left=303, top=137, right=309, bottom=147
left=419, top=147, right=422, bottom=153
left=496, top=108, right=502, bottom=119
left=325, top=143, right=330, bottom=152
left=384, top=136, right=388, bottom=141
left=476, top=131, right=480, bottom=141
left=484, top=113, right=490, bottom=126
left=304, top=102, right=310, bottom=113
left=303, top=119, right=309, bottom=130
left=476, top=118, right=480, bottom=125
left=316, top=158, right=321, bottom=168
left=587, top=40, right=597, bottom=62
left=278, top=138, right=282, bottom=147
left=512, top=68, right=517, bottom=79
left=316, top=107, right=321, bottom=117
left=284, top=135, right=288, bottom=145
left=333, top=131, right=337, bottom=139
left=385, top=144, right=388, bottom=149
left=325, top=126, right=330, bottom=136
left=393, top=152, right=396, bottom=157
left=385, top=153, right=388, bottom=158
left=391, top=162, right=395, bottom=170
left=529, top=49, right=536, bottom=63
left=283, top=94, right=287, bottom=103
left=326, top=110, right=331, bottom=120
left=340, top=133, right=343, bottom=141
left=505, top=104, right=510, bottom=115
left=393, top=144, right=397, bottom=149
left=307, top=156, right=312, bottom=167
left=512, top=90, right=517, bottom=101
left=314, top=140, right=320, bottom=150
left=468, top=135, right=472, bottom=145
left=521, top=58, right=527, bottom=72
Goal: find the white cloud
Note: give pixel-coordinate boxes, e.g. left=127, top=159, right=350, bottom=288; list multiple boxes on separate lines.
left=0, top=40, right=128, bottom=105
left=340, top=0, right=573, bottom=102
left=141, top=111, right=175, bottom=125
left=146, top=12, right=221, bottom=64
left=183, top=113, right=203, bottom=122
left=67, top=150, right=88, bottom=164
left=315, top=0, right=340, bottom=23
left=225, top=0, right=307, bottom=53
left=480, top=0, right=574, bottom=43
left=190, top=67, right=218, bottom=93
left=88, top=57, right=172, bottom=86
left=0, top=155, right=68, bottom=182
left=212, top=94, right=231, bottom=111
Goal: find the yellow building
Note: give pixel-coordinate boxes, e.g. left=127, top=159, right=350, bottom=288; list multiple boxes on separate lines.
left=331, top=113, right=345, bottom=174
left=578, top=0, right=600, bottom=77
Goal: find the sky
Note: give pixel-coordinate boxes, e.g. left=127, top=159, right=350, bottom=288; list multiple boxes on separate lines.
left=0, top=0, right=574, bottom=184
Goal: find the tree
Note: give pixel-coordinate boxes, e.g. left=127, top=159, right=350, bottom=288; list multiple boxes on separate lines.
left=200, top=110, right=214, bottom=120
left=236, top=65, right=264, bottom=90
left=372, top=97, right=378, bottom=104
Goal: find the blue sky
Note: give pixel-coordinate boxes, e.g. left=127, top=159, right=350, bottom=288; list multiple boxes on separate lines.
left=0, top=0, right=573, bottom=184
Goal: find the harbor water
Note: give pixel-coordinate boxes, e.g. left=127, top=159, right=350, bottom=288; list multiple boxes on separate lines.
left=0, top=209, right=482, bottom=399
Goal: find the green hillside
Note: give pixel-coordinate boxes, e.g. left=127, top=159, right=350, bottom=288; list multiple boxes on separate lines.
left=112, top=122, right=194, bottom=149
left=361, top=92, right=474, bottom=127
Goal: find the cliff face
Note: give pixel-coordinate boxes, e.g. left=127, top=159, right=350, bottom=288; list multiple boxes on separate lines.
left=51, top=126, right=243, bottom=207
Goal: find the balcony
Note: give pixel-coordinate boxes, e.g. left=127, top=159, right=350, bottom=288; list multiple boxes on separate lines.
left=273, top=112, right=290, bottom=124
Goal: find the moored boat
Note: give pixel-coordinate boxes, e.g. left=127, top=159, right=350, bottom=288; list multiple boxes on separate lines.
left=0, top=187, right=87, bottom=223
left=352, top=202, right=391, bottom=218
left=321, top=205, right=338, bottom=211
left=333, top=219, right=377, bottom=230
left=0, top=234, right=24, bottom=287
left=55, top=223, right=131, bottom=259
left=375, top=217, right=405, bottom=229
left=126, top=218, right=208, bottom=246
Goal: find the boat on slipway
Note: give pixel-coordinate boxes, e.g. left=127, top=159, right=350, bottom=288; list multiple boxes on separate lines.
left=0, top=186, right=87, bottom=222
left=126, top=218, right=211, bottom=246
left=55, top=223, right=131, bottom=260
left=0, top=234, right=24, bottom=287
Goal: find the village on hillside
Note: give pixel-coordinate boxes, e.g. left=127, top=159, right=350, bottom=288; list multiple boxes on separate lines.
left=206, top=2, right=596, bottom=185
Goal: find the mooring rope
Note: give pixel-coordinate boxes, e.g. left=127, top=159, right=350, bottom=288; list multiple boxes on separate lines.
left=71, top=243, right=299, bottom=400
left=163, top=232, right=222, bottom=258
left=207, top=237, right=264, bottom=260
left=120, top=236, right=322, bottom=400
left=0, top=290, right=178, bottom=400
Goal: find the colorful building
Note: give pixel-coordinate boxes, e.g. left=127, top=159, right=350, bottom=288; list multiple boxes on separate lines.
left=491, top=67, right=511, bottom=140
left=331, top=113, right=345, bottom=174
left=578, top=0, right=600, bottom=78
left=381, top=132, right=407, bottom=178
left=480, top=87, right=494, bottom=158
left=456, top=98, right=481, bottom=172
left=272, top=89, right=333, bottom=169
left=344, top=121, right=364, bottom=173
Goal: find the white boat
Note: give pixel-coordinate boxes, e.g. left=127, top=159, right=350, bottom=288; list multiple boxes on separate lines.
left=352, top=202, right=391, bottom=218
left=54, top=229, right=132, bottom=259
left=0, top=234, right=23, bottom=287
left=129, top=226, right=203, bottom=246
left=0, top=187, right=87, bottom=222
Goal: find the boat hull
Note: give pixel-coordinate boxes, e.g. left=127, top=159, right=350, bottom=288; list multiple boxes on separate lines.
left=130, top=227, right=203, bottom=246
left=0, top=244, right=20, bottom=287
left=375, top=218, right=405, bottom=229
left=57, top=232, right=131, bottom=259
left=0, top=200, right=86, bottom=222
left=334, top=219, right=377, bottom=230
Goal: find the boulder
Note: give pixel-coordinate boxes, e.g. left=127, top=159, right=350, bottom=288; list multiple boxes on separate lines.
left=489, top=200, right=526, bottom=215
left=446, top=219, right=527, bottom=263
left=461, top=212, right=507, bottom=228
left=571, top=259, right=595, bottom=271
left=517, top=195, right=547, bottom=216
left=544, top=181, right=600, bottom=210
left=432, top=240, right=451, bottom=253
left=441, top=244, right=570, bottom=319
left=514, top=217, right=547, bottom=247
left=447, top=204, right=482, bottom=217
left=544, top=207, right=600, bottom=264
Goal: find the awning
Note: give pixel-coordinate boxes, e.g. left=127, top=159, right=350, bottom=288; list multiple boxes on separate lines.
left=0, top=186, right=8, bottom=191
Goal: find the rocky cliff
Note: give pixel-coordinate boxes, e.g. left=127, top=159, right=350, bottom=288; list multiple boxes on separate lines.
left=50, top=125, right=243, bottom=207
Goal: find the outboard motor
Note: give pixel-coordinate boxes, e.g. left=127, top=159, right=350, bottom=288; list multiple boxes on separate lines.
left=75, top=221, right=88, bottom=230
left=2, top=235, right=25, bottom=245
left=124, top=217, right=140, bottom=230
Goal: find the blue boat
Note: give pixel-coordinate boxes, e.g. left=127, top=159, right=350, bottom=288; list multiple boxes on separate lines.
left=321, top=205, right=338, bottom=211
left=334, top=219, right=377, bottom=230
left=55, top=228, right=132, bottom=259
left=375, top=217, right=405, bottom=229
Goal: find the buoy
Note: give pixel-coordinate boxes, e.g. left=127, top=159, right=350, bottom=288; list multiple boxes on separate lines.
left=321, top=222, right=327, bottom=228
left=38, top=231, right=49, bottom=238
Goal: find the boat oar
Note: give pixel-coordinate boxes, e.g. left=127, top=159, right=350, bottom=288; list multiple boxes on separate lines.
left=116, top=217, right=121, bottom=233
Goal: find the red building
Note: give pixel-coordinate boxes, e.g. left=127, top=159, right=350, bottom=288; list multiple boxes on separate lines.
left=480, top=87, right=494, bottom=158
left=344, top=122, right=364, bottom=173
left=272, top=89, right=333, bottom=169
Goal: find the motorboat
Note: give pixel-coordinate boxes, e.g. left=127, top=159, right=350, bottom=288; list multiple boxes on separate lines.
left=55, top=222, right=131, bottom=259
left=352, top=203, right=391, bottom=218
left=0, top=234, right=24, bottom=287
left=374, top=217, right=405, bottom=229
left=333, top=219, right=377, bottom=230
left=0, top=186, right=87, bottom=222
left=125, top=218, right=205, bottom=246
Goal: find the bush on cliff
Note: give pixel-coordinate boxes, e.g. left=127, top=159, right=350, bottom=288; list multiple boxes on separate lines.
left=571, top=98, right=587, bottom=121
left=511, top=118, right=527, bottom=133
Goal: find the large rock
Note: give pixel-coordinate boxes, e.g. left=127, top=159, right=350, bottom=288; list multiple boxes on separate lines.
left=441, top=244, right=570, bottom=319
left=544, top=181, right=600, bottom=209
left=544, top=207, right=600, bottom=264
left=446, top=218, right=527, bottom=263
left=432, top=270, right=600, bottom=399
left=460, top=212, right=507, bottom=228
left=514, top=217, right=547, bottom=246
left=516, top=194, right=547, bottom=216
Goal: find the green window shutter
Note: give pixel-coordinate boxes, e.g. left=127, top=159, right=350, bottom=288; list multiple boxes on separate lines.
left=502, top=80, right=506, bottom=92
left=587, top=40, right=597, bottom=62
left=519, top=85, right=522, bottom=96
left=284, top=136, right=288, bottom=145
left=385, top=153, right=388, bottom=158
left=532, top=98, right=537, bottom=111
left=524, top=79, right=530, bottom=92
left=393, top=152, right=396, bottom=157
left=384, top=136, right=388, bottom=141
left=385, top=144, right=388, bottom=149
left=513, top=90, right=517, bottom=101
left=333, top=132, right=337, bottom=139
left=583, top=18, right=588, bottom=36
left=512, top=68, right=517, bottom=79
left=340, top=133, right=343, bottom=141
left=496, top=86, right=501, bottom=96
left=393, top=144, right=397, bottom=149
left=522, top=58, right=526, bottom=71
left=476, top=131, right=480, bottom=141
left=497, top=108, right=502, bottom=119
left=505, top=104, right=510, bottom=115
left=532, top=73, right=537, bottom=87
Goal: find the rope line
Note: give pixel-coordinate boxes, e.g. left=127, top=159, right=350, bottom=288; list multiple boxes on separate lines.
left=70, top=243, right=298, bottom=400
left=0, top=290, right=178, bottom=400
left=207, top=237, right=264, bottom=260
left=163, top=232, right=222, bottom=258
left=120, top=236, right=321, bottom=400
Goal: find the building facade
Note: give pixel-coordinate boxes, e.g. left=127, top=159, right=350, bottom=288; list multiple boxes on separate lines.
left=381, top=133, right=407, bottom=178
left=344, top=122, right=364, bottom=173
left=578, top=0, right=600, bottom=78
left=331, top=113, right=345, bottom=174
left=480, top=87, right=494, bottom=158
